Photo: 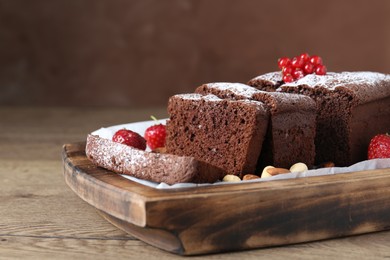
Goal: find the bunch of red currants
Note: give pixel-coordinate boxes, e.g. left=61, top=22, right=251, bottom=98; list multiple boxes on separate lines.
left=278, top=53, right=327, bottom=83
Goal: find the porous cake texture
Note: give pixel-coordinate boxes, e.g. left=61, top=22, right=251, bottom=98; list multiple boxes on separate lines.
left=196, top=82, right=317, bottom=168
left=165, top=93, right=269, bottom=176
left=249, top=71, right=390, bottom=166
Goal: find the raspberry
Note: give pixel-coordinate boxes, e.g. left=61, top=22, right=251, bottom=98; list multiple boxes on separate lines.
left=368, top=133, right=390, bottom=159
left=144, top=124, right=166, bottom=150
left=112, top=129, right=146, bottom=150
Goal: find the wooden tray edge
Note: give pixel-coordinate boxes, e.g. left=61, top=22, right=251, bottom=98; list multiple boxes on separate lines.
left=62, top=142, right=390, bottom=255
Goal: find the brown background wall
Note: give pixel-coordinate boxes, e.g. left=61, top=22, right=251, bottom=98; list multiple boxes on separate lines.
left=0, top=0, right=389, bottom=108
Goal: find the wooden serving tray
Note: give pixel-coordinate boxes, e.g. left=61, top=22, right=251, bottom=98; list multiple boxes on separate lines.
left=62, top=142, right=390, bottom=255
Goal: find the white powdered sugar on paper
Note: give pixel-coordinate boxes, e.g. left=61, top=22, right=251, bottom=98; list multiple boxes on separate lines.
left=90, top=120, right=390, bottom=190
left=124, top=157, right=390, bottom=190
left=92, top=119, right=168, bottom=151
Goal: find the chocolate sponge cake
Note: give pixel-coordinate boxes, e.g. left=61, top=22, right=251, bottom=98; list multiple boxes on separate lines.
left=249, top=71, right=390, bottom=166
left=86, top=134, right=226, bottom=185
left=195, top=82, right=317, bottom=168
left=165, top=93, right=269, bottom=176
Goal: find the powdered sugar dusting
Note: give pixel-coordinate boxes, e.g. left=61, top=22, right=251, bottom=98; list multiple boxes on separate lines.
left=263, top=91, right=314, bottom=105
left=174, top=93, right=203, bottom=100
left=86, top=134, right=203, bottom=185
left=285, top=71, right=387, bottom=90
left=251, top=71, right=283, bottom=84
left=175, top=93, right=222, bottom=102
left=203, top=81, right=314, bottom=107
left=206, top=82, right=259, bottom=98
left=86, top=134, right=148, bottom=171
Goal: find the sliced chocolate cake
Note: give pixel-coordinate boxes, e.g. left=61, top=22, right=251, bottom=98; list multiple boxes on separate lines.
left=195, top=83, right=317, bottom=168
left=165, top=93, right=269, bottom=177
left=86, top=134, right=226, bottom=184
left=249, top=71, right=390, bottom=166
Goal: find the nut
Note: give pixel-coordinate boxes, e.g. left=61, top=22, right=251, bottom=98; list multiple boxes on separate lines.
left=320, top=161, right=335, bottom=168
left=266, top=167, right=290, bottom=176
left=289, top=162, right=308, bottom=173
left=243, top=174, right=260, bottom=181
left=222, top=174, right=241, bottom=182
left=261, top=166, right=275, bottom=178
left=152, top=147, right=167, bottom=153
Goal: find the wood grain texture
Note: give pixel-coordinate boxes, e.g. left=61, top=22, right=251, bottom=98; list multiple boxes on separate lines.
left=2, top=106, right=390, bottom=259
left=63, top=142, right=390, bottom=255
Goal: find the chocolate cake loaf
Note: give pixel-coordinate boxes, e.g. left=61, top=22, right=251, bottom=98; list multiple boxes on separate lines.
left=86, top=134, right=226, bottom=185
left=248, top=71, right=390, bottom=166
left=165, top=93, right=269, bottom=176
left=195, top=82, right=317, bottom=168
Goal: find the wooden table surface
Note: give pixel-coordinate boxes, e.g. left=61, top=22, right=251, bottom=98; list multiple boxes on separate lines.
left=2, top=106, right=390, bottom=259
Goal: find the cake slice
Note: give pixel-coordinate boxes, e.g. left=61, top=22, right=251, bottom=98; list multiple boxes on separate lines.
left=86, top=134, right=226, bottom=185
left=165, top=94, right=269, bottom=177
left=248, top=71, right=390, bottom=166
left=247, top=71, right=283, bottom=91
left=195, top=82, right=317, bottom=168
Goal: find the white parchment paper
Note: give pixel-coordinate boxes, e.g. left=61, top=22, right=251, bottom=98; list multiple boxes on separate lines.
left=91, top=120, right=390, bottom=190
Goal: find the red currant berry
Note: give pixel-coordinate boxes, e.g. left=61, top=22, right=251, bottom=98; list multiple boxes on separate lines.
left=303, top=62, right=314, bottom=74
left=310, top=55, right=323, bottom=66
left=283, top=74, right=294, bottom=83
left=278, top=57, right=291, bottom=69
left=299, top=53, right=310, bottom=62
left=282, top=66, right=293, bottom=75
left=314, top=64, right=327, bottom=75
left=291, top=56, right=305, bottom=69
left=292, top=68, right=305, bottom=80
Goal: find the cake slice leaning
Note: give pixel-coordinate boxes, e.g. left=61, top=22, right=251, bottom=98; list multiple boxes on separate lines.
left=165, top=94, right=269, bottom=177
left=86, top=134, right=226, bottom=185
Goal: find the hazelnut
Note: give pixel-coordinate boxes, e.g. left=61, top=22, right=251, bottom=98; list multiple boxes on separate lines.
left=243, top=174, right=260, bottom=181
left=261, top=166, right=275, bottom=178
left=266, top=167, right=290, bottom=176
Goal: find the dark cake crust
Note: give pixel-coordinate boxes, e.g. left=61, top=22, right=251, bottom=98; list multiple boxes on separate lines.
left=86, top=134, right=226, bottom=185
